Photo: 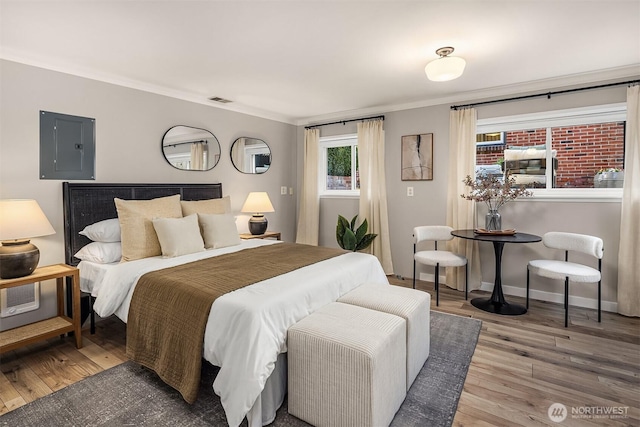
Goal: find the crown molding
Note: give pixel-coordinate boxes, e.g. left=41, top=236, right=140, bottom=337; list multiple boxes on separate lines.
left=3, top=49, right=636, bottom=128
left=296, top=65, right=640, bottom=126
left=0, top=50, right=298, bottom=125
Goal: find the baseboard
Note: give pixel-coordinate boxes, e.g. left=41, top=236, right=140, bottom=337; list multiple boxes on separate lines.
left=419, top=273, right=616, bottom=312
left=479, top=282, right=617, bottom=313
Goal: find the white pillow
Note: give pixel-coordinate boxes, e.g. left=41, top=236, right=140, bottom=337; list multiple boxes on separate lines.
left=115, top=194, right=183, bottom=261
left=152, top=214, right=205, bottom=258
left=74, top=242, right=122, bottom=264
left=198, top=213, right=241, bottom=249
left=79, top=218, right=121, bottom=243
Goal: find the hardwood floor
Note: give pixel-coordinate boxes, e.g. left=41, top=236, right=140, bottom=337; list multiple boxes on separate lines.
left=1, top=279, right=638, bottom=426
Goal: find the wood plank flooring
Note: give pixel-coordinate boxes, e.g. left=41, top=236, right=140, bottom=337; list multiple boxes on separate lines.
left=0, top=278, right=638, bottom=426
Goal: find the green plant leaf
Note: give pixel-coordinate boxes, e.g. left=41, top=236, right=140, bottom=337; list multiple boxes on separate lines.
left=355, top=218, right=368, bottom=243
left=336, top=215, right=350, bottom=249
left=350, top=215, right=358, bottom=231
left=356, top=233, right=378, bottom=251
left=342, top=228, right=357, bottom=251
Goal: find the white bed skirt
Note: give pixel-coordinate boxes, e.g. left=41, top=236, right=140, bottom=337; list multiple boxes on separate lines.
left=247, top=352, right=287, bottom=427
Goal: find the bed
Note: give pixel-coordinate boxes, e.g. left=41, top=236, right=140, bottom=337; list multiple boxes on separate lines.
left=62, top=182, right=388, bottom=427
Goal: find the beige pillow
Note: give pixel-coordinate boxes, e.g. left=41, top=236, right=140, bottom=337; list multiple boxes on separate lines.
left=198, top=213, right=241, bottom=249
left=181, top=196, right=231, bottom=216
left=114, top=194, right=182, bottom=261
left=152, top=214, right=205, bottom=258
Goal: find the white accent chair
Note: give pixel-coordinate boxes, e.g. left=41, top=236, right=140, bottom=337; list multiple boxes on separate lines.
left=527, top=232, right=603, bottom=327
left=413, top=226, right=468, bottom=306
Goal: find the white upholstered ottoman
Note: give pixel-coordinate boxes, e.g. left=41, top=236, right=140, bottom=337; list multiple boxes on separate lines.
left=287, top=302, right=406, bottom=427
left=338, top=283, right=430, bottom=390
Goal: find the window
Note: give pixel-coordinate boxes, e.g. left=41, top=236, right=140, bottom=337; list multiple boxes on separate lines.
left=476, top=103, right=626, bottom=197
left=319, top=134, right=359, bottom=196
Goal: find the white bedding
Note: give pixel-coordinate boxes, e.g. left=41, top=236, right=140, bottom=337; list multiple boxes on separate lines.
left=79, top=239, right=388, bottom=427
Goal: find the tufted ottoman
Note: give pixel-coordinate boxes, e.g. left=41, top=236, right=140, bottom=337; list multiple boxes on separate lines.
left=338, top=283, right=430, bottom=390
left=287, top=302, right=406, bottom=427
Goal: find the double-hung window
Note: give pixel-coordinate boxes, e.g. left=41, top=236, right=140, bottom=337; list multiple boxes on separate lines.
left=319, top=134, right=359, bottom=197
left=476, top=103, right=626, bottom=199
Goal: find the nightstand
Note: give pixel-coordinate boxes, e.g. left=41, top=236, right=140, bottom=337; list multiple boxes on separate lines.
left=0, top=264, right=82, bottom=353
left=239, top=231, right=281, bottom=240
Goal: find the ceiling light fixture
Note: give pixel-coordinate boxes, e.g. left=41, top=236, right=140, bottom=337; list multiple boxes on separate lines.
left=425, top=47, right=466, bottom=82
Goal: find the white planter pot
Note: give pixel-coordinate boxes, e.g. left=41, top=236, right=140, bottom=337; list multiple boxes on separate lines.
left=594, top=171, right=624, bottom=188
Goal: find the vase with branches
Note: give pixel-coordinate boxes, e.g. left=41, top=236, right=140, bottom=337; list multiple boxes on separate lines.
left=461, top=174, right=532, bottom=231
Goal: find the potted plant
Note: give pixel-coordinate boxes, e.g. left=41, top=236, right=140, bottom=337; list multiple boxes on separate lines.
left=594, top=168, right=624, bottom=188
left=336, top=215, right=377, bottom=251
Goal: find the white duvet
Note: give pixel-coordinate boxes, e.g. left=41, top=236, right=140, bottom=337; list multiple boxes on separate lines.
left=80, top=239, right=388, bottom=427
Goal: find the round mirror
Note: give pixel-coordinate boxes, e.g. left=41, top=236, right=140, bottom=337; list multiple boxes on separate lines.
left=162, top=126, right=221, bottom=171
left=230, top=137, right=271, bottom=174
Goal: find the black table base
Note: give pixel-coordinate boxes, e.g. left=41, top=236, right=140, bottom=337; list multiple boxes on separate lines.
left=451, top=229, right=542, bottom=317
left=471, top=297, right=527, bottom=315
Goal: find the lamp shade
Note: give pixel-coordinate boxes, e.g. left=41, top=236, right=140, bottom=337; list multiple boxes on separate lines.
left=0, top=199, right=55, bottom=241
left=0, top=199, right=55, bottom=279
left=241, top=192, right=275, bottom=214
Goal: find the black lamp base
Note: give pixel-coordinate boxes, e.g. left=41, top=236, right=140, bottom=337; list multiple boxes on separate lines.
left=0, top=241, right=40, bottom=279
left=248, top=215, right=268, bottom=235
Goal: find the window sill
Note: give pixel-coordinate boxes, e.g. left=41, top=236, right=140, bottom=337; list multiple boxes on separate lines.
left=320, top=193, right=360, bottom=199
left=522, top=188, right=623, bottom=202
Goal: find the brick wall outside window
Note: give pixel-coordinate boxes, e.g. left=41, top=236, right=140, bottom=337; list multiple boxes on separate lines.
left=476, top=122, right=625, bottom=188
left=552, top=122, right=625, bottom=187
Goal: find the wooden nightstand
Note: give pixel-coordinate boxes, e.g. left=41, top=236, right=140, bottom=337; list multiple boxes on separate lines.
left=0, top=264, right=82, bottom=353
left=239, top=231, right=281, bottom=240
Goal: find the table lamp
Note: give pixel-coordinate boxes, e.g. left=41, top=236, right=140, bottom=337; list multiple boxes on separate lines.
left=241, top=192, right=274, bottom=235
left=0, top=199, right=55, bottom=279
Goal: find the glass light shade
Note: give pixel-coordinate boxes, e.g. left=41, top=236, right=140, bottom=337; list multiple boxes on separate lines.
left=425, top=56, right=466, bottom=82
left=0, top=199, right=55, bottom=241
left=241, top=192, right=275, bottom=214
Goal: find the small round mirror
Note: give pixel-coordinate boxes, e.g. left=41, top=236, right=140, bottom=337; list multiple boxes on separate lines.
left=230, top=137, right=271, bottom=174
left=162, top=126, right=221, bottom=171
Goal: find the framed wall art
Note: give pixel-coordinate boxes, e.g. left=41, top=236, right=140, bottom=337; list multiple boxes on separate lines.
left=401, top=133, right=433, bottom=181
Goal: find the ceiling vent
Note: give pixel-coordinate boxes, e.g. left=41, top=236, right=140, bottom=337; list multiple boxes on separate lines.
left=209, top=96, right=232, bottom=104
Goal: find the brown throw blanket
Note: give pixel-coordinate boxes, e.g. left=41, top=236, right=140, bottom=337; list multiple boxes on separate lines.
left=126, top=242, right=345, bottom=403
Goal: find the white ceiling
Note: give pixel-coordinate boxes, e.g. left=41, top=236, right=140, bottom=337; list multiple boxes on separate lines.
left=1, top=1, right=639, bottom=125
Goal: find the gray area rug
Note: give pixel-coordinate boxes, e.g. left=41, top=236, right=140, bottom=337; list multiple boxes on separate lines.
left=0, top=311, right=481, bottom=427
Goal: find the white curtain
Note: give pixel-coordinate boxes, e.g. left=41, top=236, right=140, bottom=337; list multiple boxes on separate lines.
left=190, top=142, right=205, bottom=170
left=295, top=129, right=320, bottom=245
left=358, top=120, right=394, bottom=274
left=617, top=84, right=640, bottom=317
left=231, top=138, right=246, bottom=171
left=446, top=108, right=482, bottom=291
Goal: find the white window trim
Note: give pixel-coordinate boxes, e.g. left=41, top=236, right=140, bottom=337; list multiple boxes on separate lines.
left=477, top=103, right=626, bottom=201
left=319, top=134, right=359, bottom=198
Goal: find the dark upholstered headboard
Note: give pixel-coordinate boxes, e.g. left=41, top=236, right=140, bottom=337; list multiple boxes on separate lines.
left=62, top=182, right=223, bottom=266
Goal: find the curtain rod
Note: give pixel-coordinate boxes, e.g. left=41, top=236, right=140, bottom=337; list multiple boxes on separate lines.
left=163, top=139, right=208, bottom=148
left=450, top=79, right=640, bottom=110
left=305, top=115, right=385, bottom=129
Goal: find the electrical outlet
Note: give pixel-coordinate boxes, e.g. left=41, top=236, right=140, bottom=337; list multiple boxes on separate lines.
left=281, top=186, right=287, bottom=195
left=289, top=187, right=294, bottom=195
left=407, top=187, right=414, bottom=197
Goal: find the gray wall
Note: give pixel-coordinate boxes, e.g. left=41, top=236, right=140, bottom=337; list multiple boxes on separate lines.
left=0, top=60, right=297, bottom=330
left=300, top=82, right=627, bottom=310
left=0, top=58, right=626, bottom=332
